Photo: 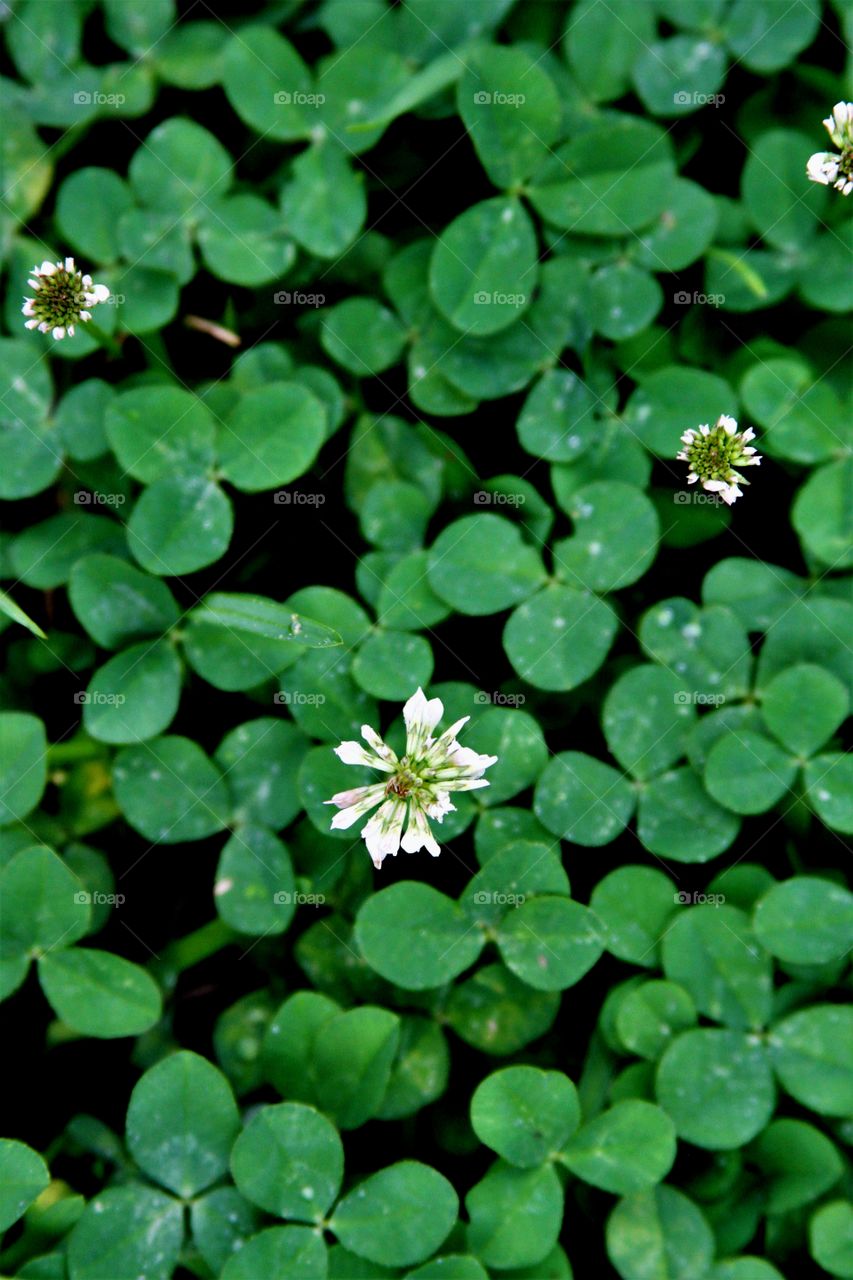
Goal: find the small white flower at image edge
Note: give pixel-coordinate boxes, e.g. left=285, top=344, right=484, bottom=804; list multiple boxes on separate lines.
left=324, top=687, right=498, bottom=869
left=806, top=101, right=853, bottom=196
left=22, top=256, right=111, bottom=340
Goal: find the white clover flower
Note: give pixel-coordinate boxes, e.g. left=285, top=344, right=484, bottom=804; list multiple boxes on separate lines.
left=324, top=687, right=498, bottom=868
left=677, top=414, right=761, bottom=506
left=22, top=257, right=110, bottom=340
left=807, top=102, right=853, bottom=195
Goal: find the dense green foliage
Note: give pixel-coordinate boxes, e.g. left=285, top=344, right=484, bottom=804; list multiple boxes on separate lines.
left=1, top=0, right=851, bottom=1277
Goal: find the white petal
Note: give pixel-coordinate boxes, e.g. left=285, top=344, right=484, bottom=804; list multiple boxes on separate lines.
left=740, top=427, right=755, bottom=442
left=717, top=414, right=738, bottom=434
left=87, top=283, right=110, bottom=303
left=38, top=322, right=50, bottom=333
left=64, top=257, right=75, bottom=272
left=424, top=792, right=456, bottom=821
left=400, top=803, right=441, bottom=857
left=700, top=424, right=710, bottom=436
left=361, top=798, right=406, bottom=868
left=703, top=480, right=727, bottom=492
left=334, top=740, right=383, bottom=768
left=40, top=261, right=56, bottom=275
left=28, top=279, right=41, bottom=290
left=52, top=326, right=66, bottom=340
left=442, top=745, right=498, bottom=774
left=21, top=300, right=34, bottom=315
left=79, top=310, right=91, bottom=322
left=24, top=319, right=39, bottom=329
left=687, top=473, right=698, bottom=484
left=404, top=686, right=444, bottom=754
left=360, top=724, right=398, bottom=767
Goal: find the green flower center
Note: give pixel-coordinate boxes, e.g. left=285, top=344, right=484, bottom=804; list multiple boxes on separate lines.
left=32, top=268, right=88, bottom=327
left=685, top=426, right=749, bottom=482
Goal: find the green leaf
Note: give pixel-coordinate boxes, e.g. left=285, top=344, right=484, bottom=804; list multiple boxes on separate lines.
left=0, top=588, right=46, bottom=638
left=754, top=876, right=853, bottom=965
left=555, top=481, right=659, bottom=592
left=216, top=718, right=310, bottom=829
left=377, top=1015, right=450, bottom=1121
left=406, top=1257, right=489, bottom=1280
left=376, top=551, right=452, bottom=631
left=704, top=730, right=796, bottom=815
left=743, top=130, right=827, bottom=253
left=103, top=0, right=174, bottom=55
left=760, top=663, right=848, bottom=756
left=446, top=962, right=560, bottom=1055
left=0, top=1138, right=50, bottom=1232
left=809, top=1200, right=853, bottom=1280
left=197, top=194, right=295, bottom=286
left=68, top=1184, right=183, bottom=1280
left=428, top=514, right=546, bottom=616
left=497, top=896, right=605, bottom=991
left=128, top=117, right=231, bottom=213
left=534, top=751, right=635, bottom=847
left=516, top=369, right=598, bottom=464
left=504, top=586, right=618, bottom=691
left=262, top=991, right=342, bottom=1104
left=429, top=198, right=537, bottom=335
left=220, top=1226, right=328, bottom=1280
left=639, top=599, right=752, bottom=704
left=603, top=665, right=695, bottom=780
left=0, top=339, right=59, bottom=499
left=190, top=1187, right=260, bottom=1274
left=55, top=168, right=133, bottom=263
left=470, top=1066, right=580, bottom=1168
left=82, top=641, right=182, bottom=745
left=634, top=178, right=718, bottom=272
left=190, top=593, right=341, bottom=649
left=751, top=1118, right=843, bottom=1215
left=355, top=882, right=484, bottom=990
left=222, top=27, right=314, bottom=141
left=331, top=1162, right=458, bottom=1267
left=466, top=1161, right=562, bottom=1270
left=320, top=298, right=407, bottom=376
left=756, top=599, right=853, bottom=702
left=724, top=0, right=820, bottom=71
left=0, top=713, right=47, bottom=827
left=461, top=708, right=548, bottom=809
left=106, top=387, right=216, bottom=484
left=590, top=264, right=663, bottom=341
left=313, top=1006, right=400, bottom=1129
left=215, top=827, right=296, bottom=936
left=352, top=630, right=434, bottom=700
left=38, top=948, right=162, bottom=1038
left=564, top=0, right=656, bottom=102
left=590, top=867, right=678, bottom=968
left=126, top=1051, right=240, bottom=1197
left=615, top=981, right=697, bottom=1060
left=625, top=366, right=736, bottom=459
left=661, top=905, right=772, bottom=1030
left=804, top=753, right=853, bottom=834
left=281, top=142, right=366, bottom=258
left=637, top=766, right=741, bottom=862
left=768, top=1005, right=853, bottom=1116
left=656, top=1028, right=775, bottom=1149
left=128, top=474, right=233, bottom=577
left=792, top=458, right=853, bottom=570
left=457, top=48, right=561, bottom=189
left=10, top=513, right=126, bottom=591
left=219, top=384, right=326, bottom=492
left=562, top=1100, right=677, bottom=1194
left=112, top=736, right=229, bottom=843
left=632, top=35, right=726, bottom=117
left=69, top=555, right=178, bottom=649
left=230, top=1102, right=344, bottom=1219
left=606, top=1185, right=715, bottom=1280
left=464, top=840, right=570, bottom=925
left=0, top=845, right=89, bottom=959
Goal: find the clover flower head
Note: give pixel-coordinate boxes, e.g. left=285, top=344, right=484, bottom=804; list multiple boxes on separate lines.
left=807, top=102, right=853, bottom=196
left=677, top=413, right=761, bottom=506
left=22, top=257, right=110, bottom=340
left=324, top=687, right=498, bottom=869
